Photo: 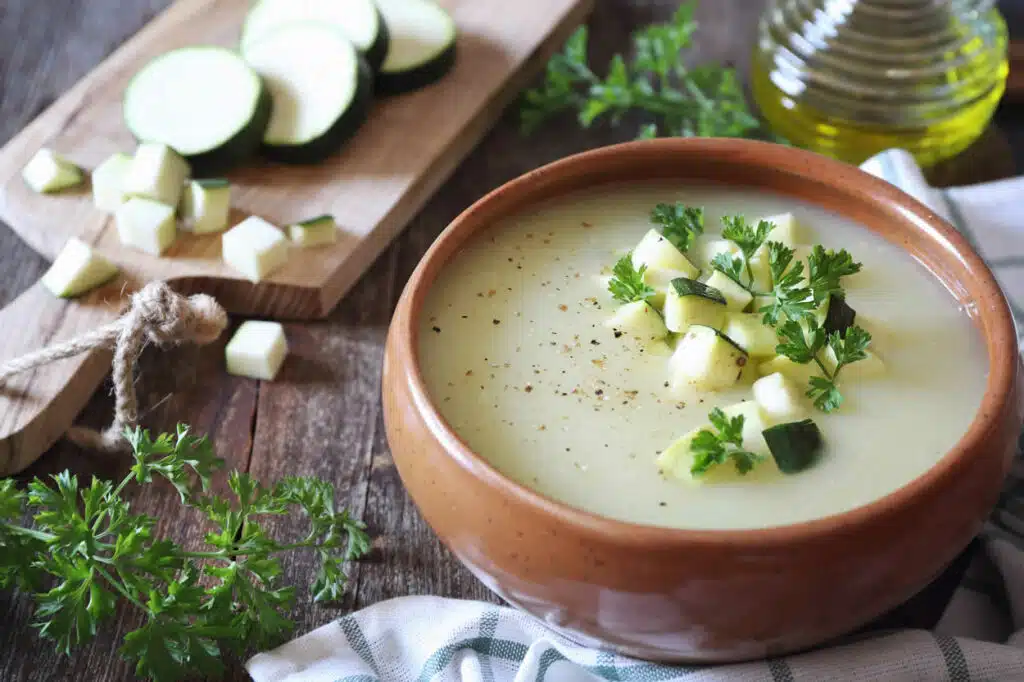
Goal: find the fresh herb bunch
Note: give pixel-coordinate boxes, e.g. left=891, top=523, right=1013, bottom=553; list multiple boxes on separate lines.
left=651, top=202, right=704, bottom=252
left=520, top=3, right=768, bottom=141
left=607, top=254, right=655, bottom=304
left=0, top=425, right=370, bottom=682
left=690, top=408, right=763, bottom=476
left=710, top=216, right=870, bottom=412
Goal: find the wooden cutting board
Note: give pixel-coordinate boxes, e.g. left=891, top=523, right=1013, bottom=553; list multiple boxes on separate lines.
left=0, top=0, right=593, bottom=476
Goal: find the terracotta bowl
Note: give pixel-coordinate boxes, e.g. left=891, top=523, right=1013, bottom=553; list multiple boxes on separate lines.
left=382, top=138, right=1022, bottom=662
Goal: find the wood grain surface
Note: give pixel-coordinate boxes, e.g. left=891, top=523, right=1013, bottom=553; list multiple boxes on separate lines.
left=0, top=0, right=592, bottom=477
left=0, top=1, right=1021, bottom=680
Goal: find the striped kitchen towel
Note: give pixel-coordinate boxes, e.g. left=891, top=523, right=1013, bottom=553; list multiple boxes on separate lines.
left=247, top=150, right=1024, bottom=682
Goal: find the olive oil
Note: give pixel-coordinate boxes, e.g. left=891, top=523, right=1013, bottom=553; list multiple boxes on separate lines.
left=751, top=0, right=1008, bottom=167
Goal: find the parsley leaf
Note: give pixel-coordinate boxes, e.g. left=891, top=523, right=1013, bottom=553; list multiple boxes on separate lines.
left=689, top=408, right=763, bottom=476
left=520, top=4, right=769, bottom=141
left=651, top=203, right=703, bottom=252
left=720, top=216, right=774, bottom=261
left=775, top=319, right=826, bottom=364
left=607, top=254, right=654, bottom=304
left=759, top=242, right=815, bottom=326
left=710, top=252, right=746, bottom=287
left=0, top=425, right=371, bottom=682
left=807, top=246, right=862, bottom=305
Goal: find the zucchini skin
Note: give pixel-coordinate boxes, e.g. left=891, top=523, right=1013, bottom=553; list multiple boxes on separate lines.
left=376, top=40, right=456, bottom=95
left=362, top=7, right=391, bottom=72
left=261, top=57, right=374, bottom=165
left=187, top=83, right=273, bottom=177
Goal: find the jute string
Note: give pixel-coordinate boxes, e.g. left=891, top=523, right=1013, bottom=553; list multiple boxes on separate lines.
left=0, top=281, right=227, bottom=452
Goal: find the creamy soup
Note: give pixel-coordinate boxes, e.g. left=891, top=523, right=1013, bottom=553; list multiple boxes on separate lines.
left=417, top=184, right=987, bottom=530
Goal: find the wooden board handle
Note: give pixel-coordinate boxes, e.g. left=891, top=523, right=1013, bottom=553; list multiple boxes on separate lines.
left=0, top=283, right=121, bottom=476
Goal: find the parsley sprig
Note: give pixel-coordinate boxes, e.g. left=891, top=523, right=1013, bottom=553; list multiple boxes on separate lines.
left=0, top=425, right=370, bottom=682
left=607, top=254, right=655, bottom=304
left=690, top=408, right=763, bottom=476
left=520, top=4, right=767, bottom=141
left=710, top=215, right=775, bottom=290
left=651, top=203, right=704, bottom=252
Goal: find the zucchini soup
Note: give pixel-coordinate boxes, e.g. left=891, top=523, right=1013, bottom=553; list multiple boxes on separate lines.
left=417, top=184, right=987, bottom=530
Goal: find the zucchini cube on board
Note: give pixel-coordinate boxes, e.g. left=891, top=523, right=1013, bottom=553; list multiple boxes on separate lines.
left=41, top=238, right=119, bottom=298
left=181, top=179, right=231, bottom=234
left=704, top=271, right=753, bottom=312
left=22, top=148, right=83, bottom=193
left=289, top=215, right=338, bottom=247
left=225, top=321, right=288, bottom=380
left=91, top=152, right=133, bottom=212
left=115, top=198, right=177, bottom=256
left=721, top=312, right=777, bottom=357
left=752, top=372, right=807, bottom=424
left=123, top=142, right=190, bottom=206
left=631, top=229, right=699, bottom=277
left=222, top=216, right=289, bottom=282
left=606, top=300, right=668, bottom=343
left=670, top=325, right=748, bottom=391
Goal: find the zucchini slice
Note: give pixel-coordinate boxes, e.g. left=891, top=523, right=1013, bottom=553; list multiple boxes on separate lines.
left=823, top=294, right=857, bottom=335
left=704, top=271, right=753, bottom=312
left=241, top=0, right=390, bottom=72
left=243, top=24, right=373, bottom=164
left=123, top=47, right=271, bottom=175
left=376, top=0, right=457, bottom=94
left=762, top=419, right=823, bottom=474
left=721, top=312, right=777, bottom=357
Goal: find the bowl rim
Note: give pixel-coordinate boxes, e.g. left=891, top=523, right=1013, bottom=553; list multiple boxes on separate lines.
left=391, top=137, right=1018, bottom=548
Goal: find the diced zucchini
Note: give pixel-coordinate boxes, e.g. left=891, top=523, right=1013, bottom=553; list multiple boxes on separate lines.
left=606, top=300, right=668, bottom=343
left=704, top=271, right=753, bottom=312
left=763, top=419, right=823, bottom=474
left=721, top=312, right=777, bottom=357
left=641, top=267, right=695, bottom=309
left=657, top=425, right=775, bottom=485
left=722, top=401, right=772, bottom=456
left=752, top=372, right=807, bottom=424
left=655, top=428, right=702, bottom=480
left=663, top=278, right=727, bottom=332
left=180, top=178, right=231, bottom=234
left=114, top=198, right=177, bottom=255
left=123, top=142, right=190, bottom=206
left=823, top=294, right=856, bottom=335
left=222, top=216, right=290, bottom=282
left=40, top=238, right=119, bottom=298
left=748, top=245, right=773, bottom=292
left=225, top=320, right=289, bottom=380
left=757, top=212, right=802, bottom=247
left=821, top=346, right=886, bottom=379
left=22, top=148, right=84, bottom=193
left=757, top=355, right=817, bottom=386
left=91, top=152, right=133, bottom=211
left=632, top=229, right=698, bottom=277
left=752, top=295, right=775, bottom=315
left=698, top=238, right=739, bottom=268
left=289, top=214, right=338, bottom=247
left=670, top=324, right=748, bottom=391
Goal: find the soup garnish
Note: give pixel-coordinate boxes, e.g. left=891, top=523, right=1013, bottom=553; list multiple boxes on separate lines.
left=602, top=204, right=876, bottom=481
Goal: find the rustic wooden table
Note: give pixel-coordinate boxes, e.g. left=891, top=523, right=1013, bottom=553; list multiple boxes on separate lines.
left=1, top=1, right=1021, bottom=680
